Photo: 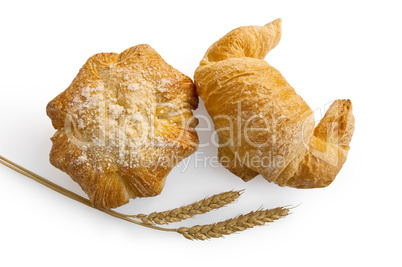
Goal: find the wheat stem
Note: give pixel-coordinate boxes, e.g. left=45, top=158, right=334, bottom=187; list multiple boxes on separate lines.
left=0, top=154, right=292, bottom=240
left=0, top=155, right=176, bottom=232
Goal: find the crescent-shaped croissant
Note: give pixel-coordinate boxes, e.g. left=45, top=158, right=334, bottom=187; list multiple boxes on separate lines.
left=194, top=19, right=355, bottom=188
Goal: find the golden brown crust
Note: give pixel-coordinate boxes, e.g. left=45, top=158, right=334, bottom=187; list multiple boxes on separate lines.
left=194, top=19, right=355, bottom=188
left=47, top=44, right=199, bottom=209
left=285, top=100, right=355, bottom=188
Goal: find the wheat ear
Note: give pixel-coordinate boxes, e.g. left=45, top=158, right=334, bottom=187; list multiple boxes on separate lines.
left=177, top=207, right=290, bottom=240
left=130, top=190, right=242, bottom=225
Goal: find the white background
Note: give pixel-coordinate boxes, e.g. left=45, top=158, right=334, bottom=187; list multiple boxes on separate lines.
left=0, top=0, right=401, bottom=266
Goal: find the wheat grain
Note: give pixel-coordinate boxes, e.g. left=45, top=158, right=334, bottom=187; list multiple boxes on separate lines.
left=177, top=207, right=290, bottom=240
left=131, top=190, right=242, bottom=225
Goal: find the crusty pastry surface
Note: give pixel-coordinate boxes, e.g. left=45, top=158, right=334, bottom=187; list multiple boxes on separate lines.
left=47, top=44, right=199, bottom=209
left=194, top=19, right=355, bottom=188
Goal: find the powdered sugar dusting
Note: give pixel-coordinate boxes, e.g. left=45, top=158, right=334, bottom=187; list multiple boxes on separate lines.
left=64, top=59, right=193, bottom=170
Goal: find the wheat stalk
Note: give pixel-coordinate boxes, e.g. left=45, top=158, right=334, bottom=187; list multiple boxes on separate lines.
left=0, top=155, right=292, bottom=240
left=177, top=207, right=290, bottom=240
left=130, top=190, right=242, bottom=225
left=0, top=155, right=177, bottom=233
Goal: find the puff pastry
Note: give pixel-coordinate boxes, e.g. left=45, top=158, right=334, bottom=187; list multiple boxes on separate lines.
left=194, top=19, right=355, bottom=188
left=47, top=44, right=199, bottom=209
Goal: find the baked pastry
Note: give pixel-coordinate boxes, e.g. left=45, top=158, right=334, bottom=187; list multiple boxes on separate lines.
left=47, top=44, right=199, bottom=209
left=194, top=19, right=355, bottom=188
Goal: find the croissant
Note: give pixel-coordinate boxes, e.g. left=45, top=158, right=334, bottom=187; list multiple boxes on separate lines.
left=194, top=19, right=355, bottom=188
left=47, top=44, right=199, bottom=209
